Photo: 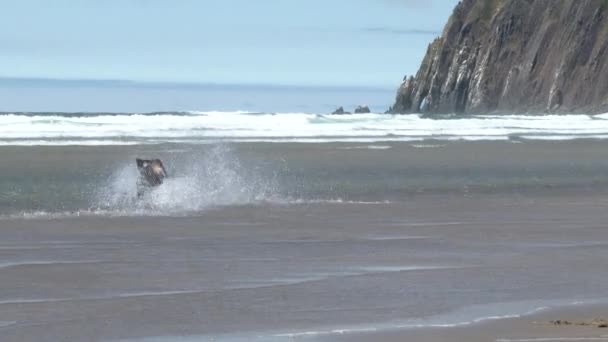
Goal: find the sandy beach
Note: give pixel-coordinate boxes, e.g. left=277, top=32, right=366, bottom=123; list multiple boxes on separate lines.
left=332, top=303, right=608, bottom=342
left=1, top=141, right=608, bottom=341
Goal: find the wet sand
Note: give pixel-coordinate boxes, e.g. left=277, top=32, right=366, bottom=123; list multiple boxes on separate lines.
left=2, top=141, right=608, bottom=341
left=1, top=194, right=608, bottom=341
left=332, top=303, right=608, bottom=342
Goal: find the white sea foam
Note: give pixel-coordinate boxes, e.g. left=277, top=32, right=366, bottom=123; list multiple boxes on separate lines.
left=228, top=265, right=457, bottom=290
left=358, top=265, right=452, bottom=273
left=0, top=200, right=392, bottom=220
left=3, top=112, right=608, bottom=145
left=288, top=198, right=391, bottom=205
left=411, top=143, right=447, bottom=148
left=337, top=144, right=392, bottom=150
left=0, top=290, right=209, bottom=306
left=0, top=195, right=438, bottom=220
left=0, top=321, right=16, bottom=328
left=92, top=145, right=282, bottom=216
left=0, top=260, right=104, bottom=269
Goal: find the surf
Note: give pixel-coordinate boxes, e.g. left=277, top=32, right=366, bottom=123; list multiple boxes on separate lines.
left=3, top=111, right=608, bottom=145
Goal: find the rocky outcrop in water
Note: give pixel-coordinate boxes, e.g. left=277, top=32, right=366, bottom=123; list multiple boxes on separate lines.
left=331, top=106, right=371, bottom=114
left=332, top=106, right=350, bottom=115
left=354, top=105, right=371, bottom=114
left=390, top=0, right=608, bottom=115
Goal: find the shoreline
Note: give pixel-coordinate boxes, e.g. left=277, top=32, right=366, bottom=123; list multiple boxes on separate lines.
left=3, top=141, right=608, bottom=341
left=325, top=302, right=608, bottom=342
left=107, top=301, right=608, bottom=341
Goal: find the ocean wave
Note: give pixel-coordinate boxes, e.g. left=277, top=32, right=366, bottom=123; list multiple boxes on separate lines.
left=3, top=111, right=608, bottom=145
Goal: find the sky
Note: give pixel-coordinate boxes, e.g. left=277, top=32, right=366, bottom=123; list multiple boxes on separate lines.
left=0, top=0, right=459, bottom=88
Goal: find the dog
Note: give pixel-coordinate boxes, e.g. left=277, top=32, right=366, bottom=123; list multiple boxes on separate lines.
left=136, top=158, right=168, bottom=198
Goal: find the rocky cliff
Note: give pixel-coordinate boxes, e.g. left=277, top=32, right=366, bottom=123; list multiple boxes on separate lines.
left=390, top=0, right=608, bottom=114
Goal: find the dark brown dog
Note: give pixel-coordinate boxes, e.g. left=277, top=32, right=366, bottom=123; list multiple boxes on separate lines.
left=136, top=158, right=168, bottom=197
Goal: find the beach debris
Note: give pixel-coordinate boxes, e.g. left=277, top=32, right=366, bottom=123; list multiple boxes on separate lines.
left=547, top=319, right=608, bottom=328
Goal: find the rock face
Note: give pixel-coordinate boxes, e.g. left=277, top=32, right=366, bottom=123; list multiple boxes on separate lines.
left=390, top=0, right=608, bottom=115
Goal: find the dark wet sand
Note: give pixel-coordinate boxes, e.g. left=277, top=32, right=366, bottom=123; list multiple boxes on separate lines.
left=1, top=194, right=608, bottom=341
left=332, top=303, right=608, bottom=342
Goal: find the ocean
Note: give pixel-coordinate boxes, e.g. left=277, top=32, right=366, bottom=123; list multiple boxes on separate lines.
left=2, top=84, right=608, bottom=341
left=6, top=110, right=608, bottom=146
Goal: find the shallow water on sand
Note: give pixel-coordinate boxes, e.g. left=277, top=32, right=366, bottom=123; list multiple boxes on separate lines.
left=3, top=140, right=608, bottom=217
left=2, top=141, right=608, bottom=341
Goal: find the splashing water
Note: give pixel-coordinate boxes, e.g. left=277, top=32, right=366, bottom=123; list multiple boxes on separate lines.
left=94, top=145, right=281, bottom=215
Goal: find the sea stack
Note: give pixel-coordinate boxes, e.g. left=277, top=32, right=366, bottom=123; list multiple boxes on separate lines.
left=331, top=106, right=350, bottom=115
left=390, top=0, right=608, bottom=115
left=354, top=105, right=371, bottom=114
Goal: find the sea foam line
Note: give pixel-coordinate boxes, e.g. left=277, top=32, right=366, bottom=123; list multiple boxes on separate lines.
left=0, top=260, right=105, bottom=269
left=0, top=321, right=16, bottom=328
left=0, top=290, right=208, bottom=306
left=268, top=305, right=551, bottom=340
left=273, top=327, right=379, bottom=338
left=5, top=112, right=608, bottom=145
left=106, top=301, right=608, bottom=342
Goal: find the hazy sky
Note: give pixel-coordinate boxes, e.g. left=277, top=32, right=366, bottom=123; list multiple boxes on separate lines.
left=0, top=0, right=458, bottom=87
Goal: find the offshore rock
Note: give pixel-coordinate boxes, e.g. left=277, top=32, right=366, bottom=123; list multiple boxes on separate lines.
left=331, top=106, right=350, bottom=115
left=354, top=105, right=371, bottom=114
left=390, top=0, right=608, bottom=115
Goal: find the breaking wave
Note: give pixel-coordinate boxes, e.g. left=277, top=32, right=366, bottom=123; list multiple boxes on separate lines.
left=4, top=111, right=608, bottom=145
